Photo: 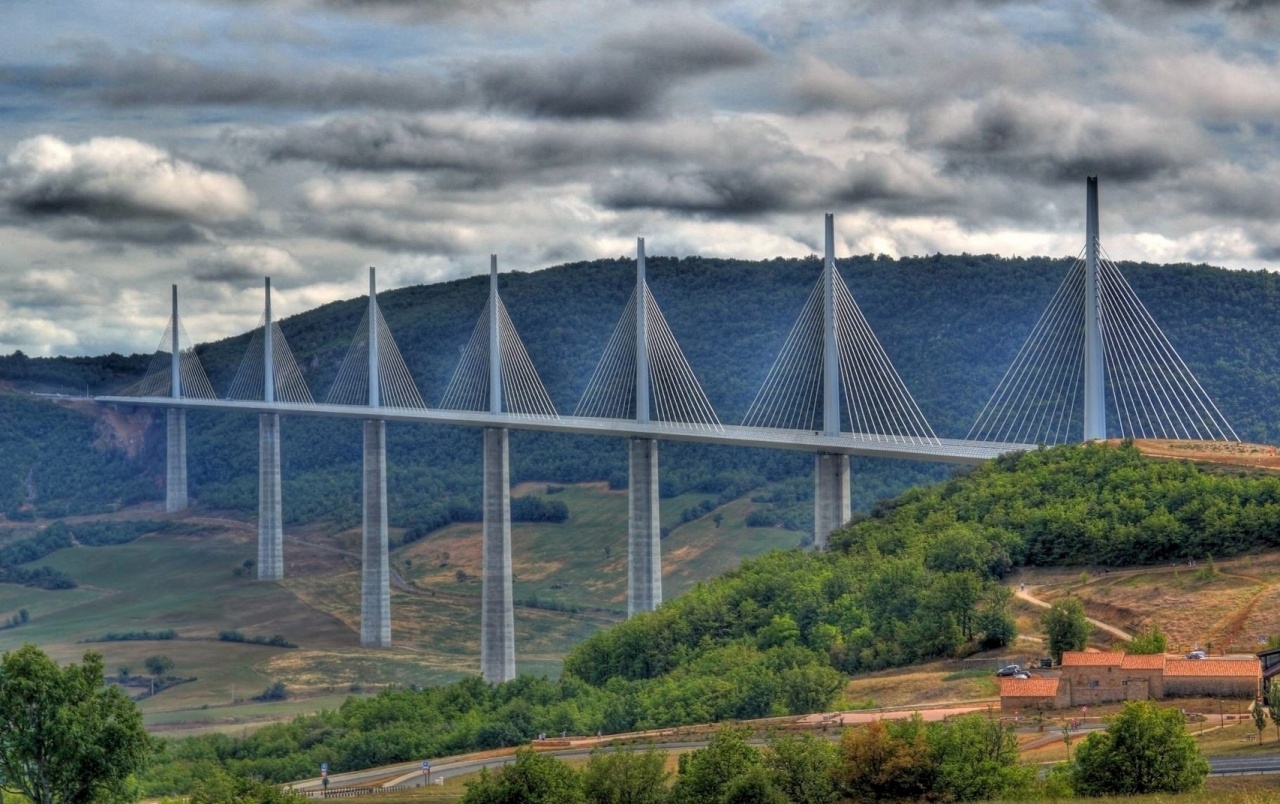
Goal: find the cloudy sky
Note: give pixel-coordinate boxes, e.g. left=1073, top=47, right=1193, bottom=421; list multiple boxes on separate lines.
left=1, top=0, right=1277, bottom=356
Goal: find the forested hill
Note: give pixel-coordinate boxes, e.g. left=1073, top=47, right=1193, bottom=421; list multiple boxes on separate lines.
left=1, top=253, right=1278, bottom=525
left=142, top=441, right=1280, bottom=791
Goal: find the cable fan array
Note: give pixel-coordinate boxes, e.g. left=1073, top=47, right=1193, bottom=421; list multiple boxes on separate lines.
left=970, top=249, right=1237, bottom=444
left=224, top=315, right=315, bottom=404
left=127, top=316, right=218, bottom=399
left=324, top=304, right=425, bottom=408
left=1097, top=245, right=1237, bottom=441
left=438, top=297, right=557, bottom=416
left=574, top=287, right=721, bottom=428
left=743, top=269, right=938, bottom=443
left=968, top=251, right=1086, bottom=445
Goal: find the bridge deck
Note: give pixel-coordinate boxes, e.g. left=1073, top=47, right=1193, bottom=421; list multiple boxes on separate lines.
left=95, top=396, right=1035, bottom=465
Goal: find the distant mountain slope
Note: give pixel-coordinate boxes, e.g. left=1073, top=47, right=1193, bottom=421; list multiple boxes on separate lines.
left=0, top=253, right=1277, bottom=528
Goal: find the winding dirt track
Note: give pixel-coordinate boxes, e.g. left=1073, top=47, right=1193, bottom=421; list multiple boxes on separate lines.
left=1014, top=585, right=1133, bottom=641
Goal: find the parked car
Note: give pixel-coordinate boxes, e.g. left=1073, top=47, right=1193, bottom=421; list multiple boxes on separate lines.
left=996, top=664, right=1023, bottom=676
left=1012, top=672, right=1031, bottom=679
left=1186, top=650, right=1206, bottom=660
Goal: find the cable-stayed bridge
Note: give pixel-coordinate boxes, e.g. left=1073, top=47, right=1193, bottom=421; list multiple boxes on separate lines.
left=96, top=178, right=1236, bottom=682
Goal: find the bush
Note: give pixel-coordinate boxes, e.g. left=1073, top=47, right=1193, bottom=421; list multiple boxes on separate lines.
left=253, top=682, right=288, bottom=702
left=1071, top=701, right=1209, bottom=796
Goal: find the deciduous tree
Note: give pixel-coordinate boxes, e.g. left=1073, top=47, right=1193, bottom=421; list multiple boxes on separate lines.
left=581, top=746, right=667, bottom=804
left=1042, top=598, right=1092, bottom=663
left=461, top=748, right=583, bottom=804
left=0, top=645, right=153, bottom=804
left=1071, top=700, right=1208, bottom=796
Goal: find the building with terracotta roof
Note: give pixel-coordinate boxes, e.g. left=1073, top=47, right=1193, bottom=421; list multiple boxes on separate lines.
left=998, top=651, right=1259, bottom=711
left=1163, top=658, right=1260, bottom=698
left=999, top=677, right=1068, bottom=712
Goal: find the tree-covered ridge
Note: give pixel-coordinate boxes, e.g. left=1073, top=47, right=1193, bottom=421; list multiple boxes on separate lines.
left=139, top=441, right=1280, bottom=791
left=1, top=252, right=1277, bottom=529
left=834, top=441, right=1280, bottom=567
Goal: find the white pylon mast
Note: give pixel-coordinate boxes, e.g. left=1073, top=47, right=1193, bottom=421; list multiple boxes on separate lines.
left=1083, top=177, right=1105, bottom=440
left=489, top=256, right=502, bottom=415
left=170, top=285, right=181, bottom=399
left=368, top=268, right=379, bottom=409
left=636, top=238, right=650, bottom=424
left=822, top=214, right=839, bottom=436
left=264, top=277, right=274, bottom=404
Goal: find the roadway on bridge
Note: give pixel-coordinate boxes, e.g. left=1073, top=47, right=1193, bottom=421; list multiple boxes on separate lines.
left=97, top=396, right=1033, bottom=465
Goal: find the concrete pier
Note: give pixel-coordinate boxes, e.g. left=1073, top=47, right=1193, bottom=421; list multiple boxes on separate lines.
left=813, top=452, right=850, bottom=550
left=481, top=426, right=515, bottom=683
left=361, top=419, right=391, bottom=647
left=165, top=408, right=188, bottom=512
left=627, top=437, right=662, bottom=616
left=258, top=413, right=283, bottom=580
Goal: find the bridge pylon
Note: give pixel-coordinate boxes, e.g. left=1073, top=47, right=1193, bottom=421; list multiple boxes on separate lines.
left=969, top=177, right=1237, bottom=445
left=226, top=276, right=314, bottom=581
left=482, top=257, right=515, bottom=683
left=743, top=215, right=937, bottom=549
left=575, top=238, right=720, bottom=615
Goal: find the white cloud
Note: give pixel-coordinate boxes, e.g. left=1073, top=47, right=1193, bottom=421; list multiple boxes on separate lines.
left=3, top=135, right=255, bottom=225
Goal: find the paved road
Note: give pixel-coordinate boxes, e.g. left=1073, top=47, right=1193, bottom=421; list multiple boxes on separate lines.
left=291, top=709, right=1280, bottom=795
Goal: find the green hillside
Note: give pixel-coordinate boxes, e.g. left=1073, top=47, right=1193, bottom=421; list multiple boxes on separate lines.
left=0, top=483, right=802, bottom=737
left=132, top=440, right=1280, bottom=792
left=0, top=253, right=1277, bottom=536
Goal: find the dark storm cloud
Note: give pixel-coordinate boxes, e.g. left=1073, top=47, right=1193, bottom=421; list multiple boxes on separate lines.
left=916, top=93, right=1199, bottom=186
left=14, top=45, right=461, bottom=111
left=595, top=169, right=797, bottom=215
left=209, top=0, right=529, bottom=22
left=837, top=153, right=956, bottom=212
left=268, top=113, right=836, bottom=216
left=1117, top=0, right=1278, bottom=10
left=475, top=21, right=768, bottom=118
left=11, top=20, right=765, bottom=119
left=191, top=244, right=304, bottom=282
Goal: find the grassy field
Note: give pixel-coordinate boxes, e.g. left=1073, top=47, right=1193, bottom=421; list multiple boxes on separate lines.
left=397, top=484, right=800, bottom=613
left=1013, top=551, right=1280, bottom=654
left=0, top=484, right=801, bottom=736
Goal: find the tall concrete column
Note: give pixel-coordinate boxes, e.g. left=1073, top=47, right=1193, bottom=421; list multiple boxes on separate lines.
left=1083, top=176, right=1106, bottom=441
left=811, top=214, right=846, bottom=550
left=813, top=452, right=850, bottom=550
left=258, top=413, right=283, bottom=580
left=165, top=408, right=188, bottom=512
left=258, top=277, right=283, bottom=581
left=481, top=426, right=515, bottom=683
left=361, top=419, right=391, bottom=647
left=628, top=437, right=661, bottom=616
left=627, top=238, right=662, bottom=616
left=166, top=284, right=188, bottom=512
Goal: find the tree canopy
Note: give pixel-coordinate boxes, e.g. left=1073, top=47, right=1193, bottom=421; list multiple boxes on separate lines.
left=1071, top=700, right=1209, bottom=796
left=1042, top=598, right=1093, bottom=664
left=0, top=645, right=153, bottom=804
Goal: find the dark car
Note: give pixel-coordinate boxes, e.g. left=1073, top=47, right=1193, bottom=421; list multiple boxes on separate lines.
left=996, top=664, right=1023, bottom=676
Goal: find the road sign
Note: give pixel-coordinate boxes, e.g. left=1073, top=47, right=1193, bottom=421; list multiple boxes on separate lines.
left=422, top=760, right=431, bottom=770
left=321, top=762, right=328, bottom=778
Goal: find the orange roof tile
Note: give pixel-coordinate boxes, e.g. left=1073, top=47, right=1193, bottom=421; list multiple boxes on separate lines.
left=1061, top=651, right=1123, bottom=667
left=999, top=677, right=1061, bottom=698
left=1121, top=654, right=1167, bottom=670
left=1164, top=659, right=1259, bottom=678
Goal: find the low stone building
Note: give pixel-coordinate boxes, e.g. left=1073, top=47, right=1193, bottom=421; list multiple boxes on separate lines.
left=998, top=651, right=1260, bottom=710
left=1163, top=658, right=1260, bottom=698
left=998, top=676, right=1069, bottom=712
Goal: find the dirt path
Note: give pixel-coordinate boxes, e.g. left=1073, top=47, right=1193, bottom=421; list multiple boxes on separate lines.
left=1014, top=585, right=1132, bottom=641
